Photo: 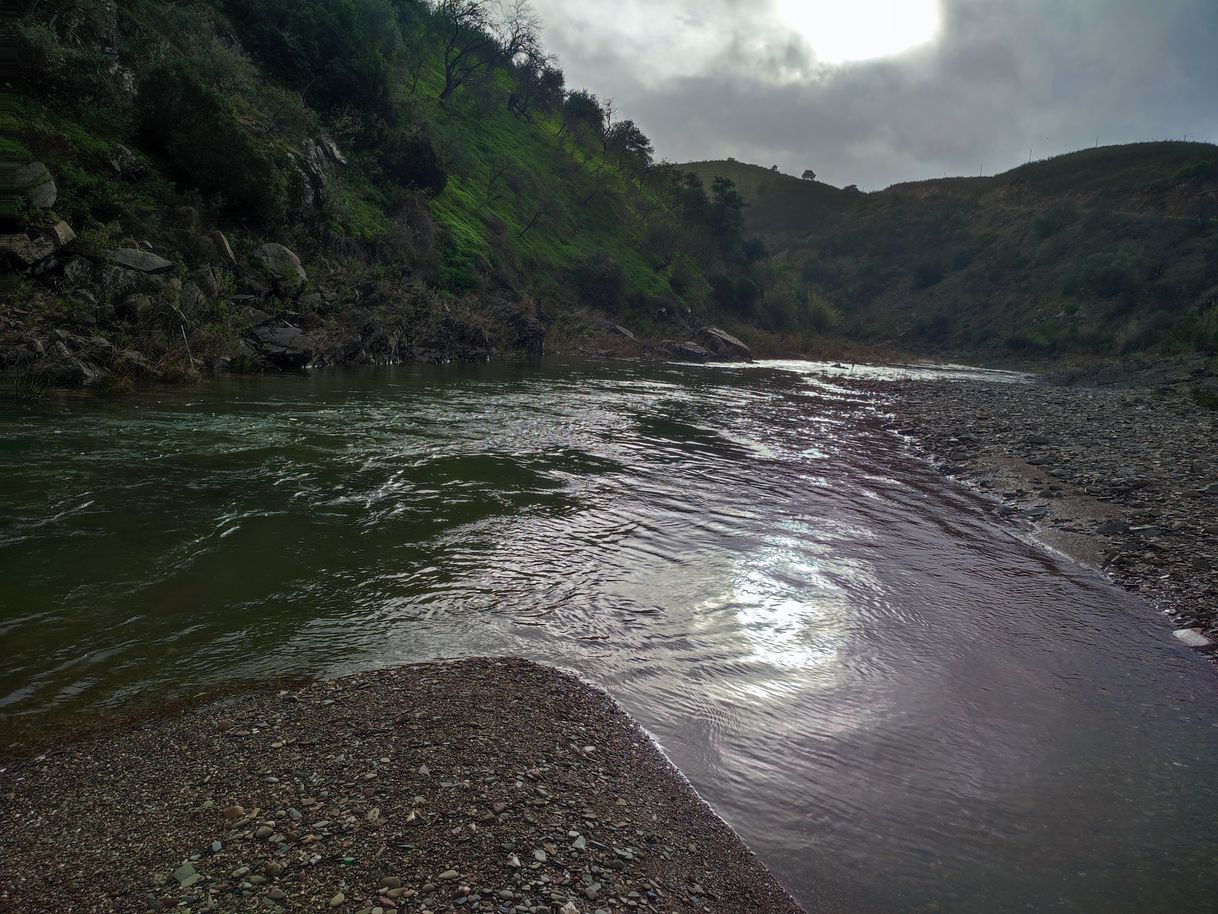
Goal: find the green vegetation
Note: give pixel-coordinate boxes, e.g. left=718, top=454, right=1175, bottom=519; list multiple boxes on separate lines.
left=689, top=143, right=1218, bottom=359
left=8, top=0, right=820, bottom=374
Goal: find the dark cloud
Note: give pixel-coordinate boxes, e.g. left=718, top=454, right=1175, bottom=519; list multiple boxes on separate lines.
left=532, top=0, right=1218, bottom=188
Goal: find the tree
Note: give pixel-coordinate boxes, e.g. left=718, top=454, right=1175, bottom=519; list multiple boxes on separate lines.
left=557, top=89, right=604, bottom=140
left=604, top=119, right=653, bottom=175
left=802, top=169, right=817, bottom=181
left=509, top=53, right=563, bottom=119
left=708, top=176, right=745, bottom=244
left=433, top=0, right=541, bottom=102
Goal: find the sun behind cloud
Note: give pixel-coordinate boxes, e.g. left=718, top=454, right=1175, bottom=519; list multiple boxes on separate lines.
left=774, top=0, right=943, bottom=63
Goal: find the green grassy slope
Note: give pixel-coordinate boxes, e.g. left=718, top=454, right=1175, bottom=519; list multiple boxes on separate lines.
left=686, top=143, right=1218, bottom=357
left=6, top=0, right=773, bottom=383
left=683, top=160, right=858, bottom=236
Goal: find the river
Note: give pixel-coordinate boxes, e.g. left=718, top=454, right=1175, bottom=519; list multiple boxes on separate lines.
left=2, top=359, right=1216, bottom=912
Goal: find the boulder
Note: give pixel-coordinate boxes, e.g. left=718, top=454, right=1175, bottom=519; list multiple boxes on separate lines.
left=300, top=135, right=348, bottom=207
left=239, top=305, right=273, bottom=326
left=179, top=282, right=211, bottom=319
left=46, top=221, right=77, bottom=248
left=697, top=326, right=752, bottom=360
left=1173, top=628, right=1213, bottom=648
left=2, top=233, right=59, bottom=269
left=108, top=144, right=146, bottom=178
left=671, top=341, right=712, bottom=362
left=108, top=248, right=174, bottom=274
left=12, top=162, right=57, bottom=208
left=116, top=294, right=155, bottom=321
left=253, top=243, right=307, bottom=292
left=253, top=325, right=316, bottom=368
left=1, top=220, right=76, bottom=271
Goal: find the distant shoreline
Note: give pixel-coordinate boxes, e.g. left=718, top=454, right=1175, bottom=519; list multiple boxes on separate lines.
left=882, top=373, right=1218, bottom=655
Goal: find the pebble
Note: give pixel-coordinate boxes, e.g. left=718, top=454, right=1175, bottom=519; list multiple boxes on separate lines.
left=439, top=869, right=459, bottom=880
left=329, top=892, right=346, bottom=907
left=255, top=826, right=274, bottom=839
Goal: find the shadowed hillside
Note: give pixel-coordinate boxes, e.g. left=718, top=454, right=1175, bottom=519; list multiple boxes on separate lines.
left=687, top=144, right=1218, bottom=358
left=3, top=0, right=794, bottom=386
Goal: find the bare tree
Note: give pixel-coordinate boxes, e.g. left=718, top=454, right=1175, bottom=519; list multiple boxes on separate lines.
left=433, top=0, right=541, bottom=103
left=518, top=193, right=560, bottom=238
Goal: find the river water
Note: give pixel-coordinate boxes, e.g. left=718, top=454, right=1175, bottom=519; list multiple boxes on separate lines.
left=2, top=359, right=1216, bottom=912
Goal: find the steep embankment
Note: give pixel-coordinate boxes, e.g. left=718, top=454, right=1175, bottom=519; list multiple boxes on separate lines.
left=687, top=144, right=1218, bottom=361
left=3, top=0, right=770, bottom=388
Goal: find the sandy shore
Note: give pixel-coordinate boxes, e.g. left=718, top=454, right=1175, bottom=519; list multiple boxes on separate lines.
left=882, top=376, right=1217, bottom=650
left=0, top=658, right=804, bottom=914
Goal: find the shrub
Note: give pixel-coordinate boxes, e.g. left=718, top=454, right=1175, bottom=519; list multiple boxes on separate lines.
left=139, top=65, right=292, bottom=225
left=219, top=0, right=402, bottom=115
left=379, top=128, right=448, bottom=198
left=571, top=251, right=626, bottom=309
left=1069, top=252, right=1140, bottom=300
left=912, top=260, right=944, bottom=289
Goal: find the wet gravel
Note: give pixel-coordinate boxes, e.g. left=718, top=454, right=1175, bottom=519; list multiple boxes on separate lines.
left=0, top=658, right=804, bottom=914
left=883, top=378, right=1217, bottom=650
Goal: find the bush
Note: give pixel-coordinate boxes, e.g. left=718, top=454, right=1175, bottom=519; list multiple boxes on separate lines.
left=571, top=251, right=626, bottom=309
left=1069, top=252, right=1140, bottom=300
left=379, top=128, right=448, bottom=198
left=912, top=260, right=944, bottom=289
left=219, top=0, right=402, bottom=115
left=139, top=65, right=293, bottom=225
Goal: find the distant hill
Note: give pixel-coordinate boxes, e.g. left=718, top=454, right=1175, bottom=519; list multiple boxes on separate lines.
left=682, top=160, right=858, bottom=236
left=684, top=144, right=1218, bottom=358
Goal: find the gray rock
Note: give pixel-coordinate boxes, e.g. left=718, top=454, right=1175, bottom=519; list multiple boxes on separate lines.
left=239, top=305, right=274, bottom=327
left=173, top=862, right=198, bottom=884
left=179, top=282, right=211, bottom=318
left=254, top=243, right=307, bottom=292
left=13, top=162, right=57, bottom=208
left=697, top=326, right=752, bottom=360
left=45, top=221, right=77, bottom=248
left=671, top=341, right=712, bottom=362
left=253, top=326, right=317, bottom=366
left=1, top=233, right=58, bottom=268
left=108, top=248, right=174, bottom=274
left=1172, top=628, right=1213, bottom=648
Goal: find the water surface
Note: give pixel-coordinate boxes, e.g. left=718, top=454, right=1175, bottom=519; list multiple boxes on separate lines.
left=2, top=360, right=1216, bottom=912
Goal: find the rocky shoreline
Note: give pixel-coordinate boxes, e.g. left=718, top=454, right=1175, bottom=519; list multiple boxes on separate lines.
left=881, top=375, right=1218, bottom=651
left=0, top=658, right=804, bottom=914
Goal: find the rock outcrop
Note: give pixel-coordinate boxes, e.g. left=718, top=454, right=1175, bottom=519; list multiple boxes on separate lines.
left=253, top=243, right=307, bottom=294
left=697, top=326, right=752, bottom=361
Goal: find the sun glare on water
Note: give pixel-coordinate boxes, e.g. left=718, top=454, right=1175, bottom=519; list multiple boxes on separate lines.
left=775, top=0, right=942, bottom=63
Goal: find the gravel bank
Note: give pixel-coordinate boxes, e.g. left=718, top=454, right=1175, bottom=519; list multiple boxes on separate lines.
left=883, top=378, right=1217, bottom=649
left=0, top=658, right=804, bottom=914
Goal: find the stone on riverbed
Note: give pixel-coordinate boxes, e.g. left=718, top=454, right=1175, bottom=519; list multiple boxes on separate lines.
left=1172, top=628, right=1213, bottom=648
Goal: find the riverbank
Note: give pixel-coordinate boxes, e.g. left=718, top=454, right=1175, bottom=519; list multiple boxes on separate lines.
left=883, top=376, right=1218, bottom=648
left=0, top=658, right=804, bottom=914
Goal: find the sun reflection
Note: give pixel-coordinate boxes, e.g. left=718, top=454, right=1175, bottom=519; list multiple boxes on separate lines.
left=695, top=537, right=864, bottom=702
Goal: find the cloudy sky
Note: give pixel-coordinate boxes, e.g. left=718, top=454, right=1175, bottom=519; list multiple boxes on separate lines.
left=530, top=0, right=1218, bottom=189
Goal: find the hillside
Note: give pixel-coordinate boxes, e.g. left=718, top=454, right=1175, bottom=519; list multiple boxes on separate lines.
left=3, top=0, right=785, bottom=388
left=687, top=145, right=1218, bottom=358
